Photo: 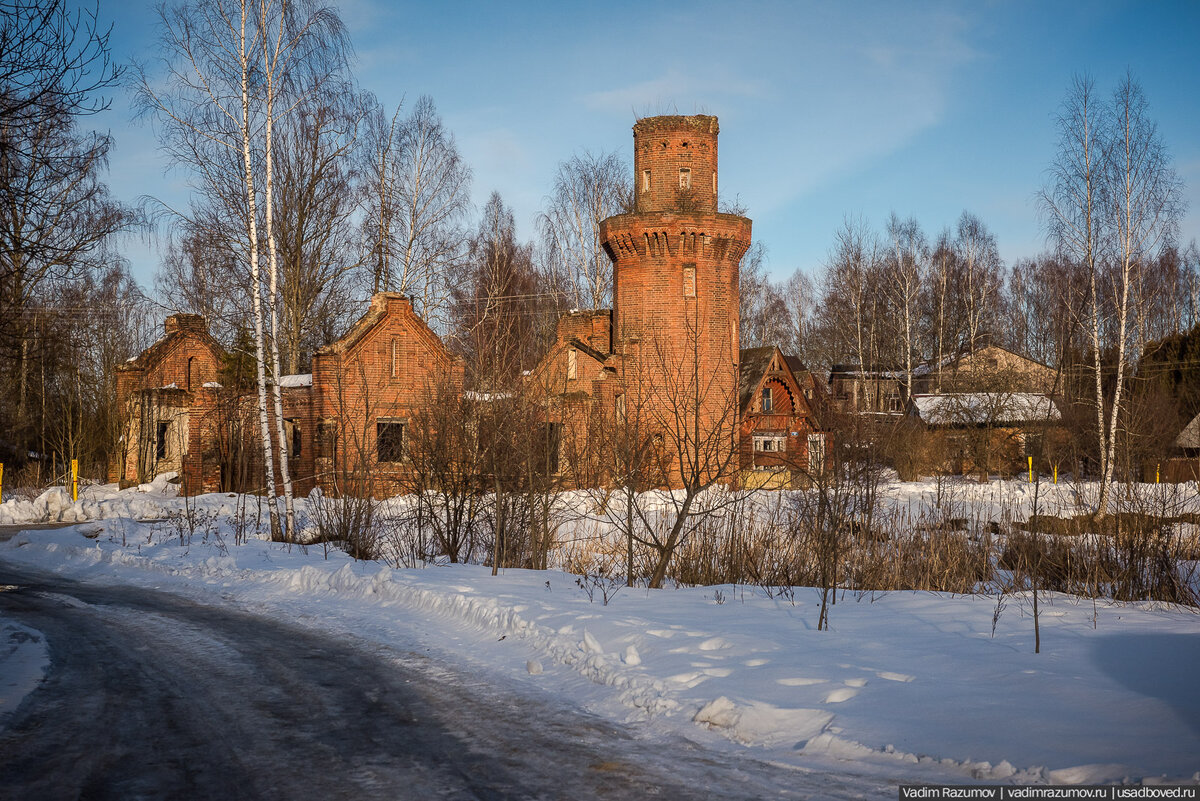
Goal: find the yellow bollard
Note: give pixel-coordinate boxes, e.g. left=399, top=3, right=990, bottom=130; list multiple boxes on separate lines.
left=1053, top=464, right=1058, bottom=485
left=1028, top=456, right=1033, bottom=484
left=71, top=458, right=79, bottom=502
left=1156, top=463, right=1160, bottom=484
left=0, top=462, right=4, bottom=504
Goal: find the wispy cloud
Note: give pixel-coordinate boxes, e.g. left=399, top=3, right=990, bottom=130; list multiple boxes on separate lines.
left=583, top=68, right=765, bottom=114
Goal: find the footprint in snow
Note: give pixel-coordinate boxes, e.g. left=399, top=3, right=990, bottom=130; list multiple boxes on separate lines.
left=697, top=637, right=733, bottom=651
left=822, top=687, right=859, bottom=704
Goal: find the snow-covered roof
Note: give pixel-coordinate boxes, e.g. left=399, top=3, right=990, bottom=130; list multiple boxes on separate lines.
left=202, top=381, right=223, bottom=389
left=464, top=390, right=512, bottom=402
left=911, top=393, right=1060, bottom=427
left=278, top=374, right=313, bottom=388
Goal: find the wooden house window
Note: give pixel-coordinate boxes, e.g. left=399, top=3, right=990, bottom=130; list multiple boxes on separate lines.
left=761, top=386, right=773, bottom=413
left=754, top=436, right=785, bottom=453
left=808, top=433, right=826, bottom=474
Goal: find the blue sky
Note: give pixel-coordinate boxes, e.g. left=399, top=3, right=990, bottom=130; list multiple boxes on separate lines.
left=97, top=0, right=1200, bottom=291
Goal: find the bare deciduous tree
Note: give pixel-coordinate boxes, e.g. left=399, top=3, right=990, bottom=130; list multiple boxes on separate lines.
left=1040, top=73, right=1183, bottom=516
left=362, top=95, right=471, bottom=329
left=538, top=149, right=630, bottom=310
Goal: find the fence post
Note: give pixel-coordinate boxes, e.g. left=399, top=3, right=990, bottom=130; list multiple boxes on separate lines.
left=1028, top=456, right=1033, bottom=484
left=71, top=458, right=79, bottom=502
left=0, top=462, right=4, bottom=503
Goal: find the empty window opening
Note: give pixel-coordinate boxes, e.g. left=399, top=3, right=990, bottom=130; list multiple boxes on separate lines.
left=683, top=265, right=696, bottom=297
left=316, top=421, right=337, bottom=459
left=615, top=393, right=626, bottom=422
left=391, top=337, right=402, bottom=379
left=285, top=418, right=301, bottom=457
left=761, top=387, right=773, bottom=413
left=641, top=169, right=651, bottom=192
left=678, top=167, right=691, bottom=189
left=156, top=421, right=170, bottom=461
left=186, top=357, right=196, bottom=391
left=377, top=420, right=406, bottom=463
left=542, top=422, right=562, bottom=474
left=568, top=347, right=577, bottom=380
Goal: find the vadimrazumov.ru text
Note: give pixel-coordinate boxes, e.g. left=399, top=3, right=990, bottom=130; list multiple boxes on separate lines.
left=899, top=786, right=1199, bottom=800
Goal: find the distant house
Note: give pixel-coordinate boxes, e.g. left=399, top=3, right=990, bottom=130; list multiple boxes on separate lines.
left=914, top=344, right=1058, bottom=396
left=827, top=363, right=906, bottom=416
left=738, top=346, right=831, bottom=487
left=907, top=391, right=1064, bottom=477
left=829, top=344, right=1060, bottom=419
left=1153, top=411, right=1200, bottom=482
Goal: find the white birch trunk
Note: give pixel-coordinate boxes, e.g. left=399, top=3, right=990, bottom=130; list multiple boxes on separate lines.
left=260, top=0, right=297, bottom=541
left=238, top=0, right=282, bottom=539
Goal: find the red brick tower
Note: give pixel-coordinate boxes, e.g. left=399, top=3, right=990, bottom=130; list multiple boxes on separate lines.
left=600, top=115, right=752, bottom=482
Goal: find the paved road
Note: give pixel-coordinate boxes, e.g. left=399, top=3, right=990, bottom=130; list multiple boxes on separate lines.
left=0, top=563, right=887, bottom=800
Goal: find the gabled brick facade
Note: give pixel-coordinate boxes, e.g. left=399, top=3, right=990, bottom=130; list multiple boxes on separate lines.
left=111, top=314, right=225, bottom=489
left=117, top=294, right=463, bottom=497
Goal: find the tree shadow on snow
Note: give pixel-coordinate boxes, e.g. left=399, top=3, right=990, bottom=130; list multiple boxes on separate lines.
left=1090, top=632, right=1200, bottom=739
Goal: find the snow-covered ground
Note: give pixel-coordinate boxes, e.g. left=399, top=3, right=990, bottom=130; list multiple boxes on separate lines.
left=2, top=478, right=1199, bottom=788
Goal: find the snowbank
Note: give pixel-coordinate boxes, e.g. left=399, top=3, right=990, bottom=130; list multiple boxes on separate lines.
left=2, top=512, right=1199, bottom=786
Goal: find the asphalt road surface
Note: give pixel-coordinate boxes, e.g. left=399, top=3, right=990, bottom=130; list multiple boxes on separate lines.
left=0, top=562, right=888, bottom=800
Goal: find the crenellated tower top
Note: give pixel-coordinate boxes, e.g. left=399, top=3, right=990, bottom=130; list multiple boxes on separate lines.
left=632, top=115, right=720, bottom=214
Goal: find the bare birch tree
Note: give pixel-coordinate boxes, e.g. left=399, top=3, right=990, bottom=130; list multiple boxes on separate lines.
left=885, top=213, right=927, bottom=399
left=538, top=149, right=630, bottom=310
left=1040, top=73, right=1182, bottom=516
left=362, top=95, right=471, bottom=330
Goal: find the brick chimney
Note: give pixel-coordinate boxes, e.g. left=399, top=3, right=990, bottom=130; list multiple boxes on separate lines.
left=164, top=314, right=206, bottom=335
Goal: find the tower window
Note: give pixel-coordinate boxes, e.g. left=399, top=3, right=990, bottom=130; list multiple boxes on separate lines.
left=683, top=266, right=696, bottom=297
left=713, top=172, right=717, bottom=194
left=641, top=169, right=651, bottom=192
left=567, top=347, right=577, bottom=380
left=679, top=167, right=691, bottom=189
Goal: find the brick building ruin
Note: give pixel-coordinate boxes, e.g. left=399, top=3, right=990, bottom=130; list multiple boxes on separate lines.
left=115, top=115, right=830, bottom=495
